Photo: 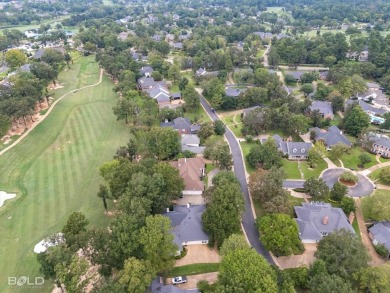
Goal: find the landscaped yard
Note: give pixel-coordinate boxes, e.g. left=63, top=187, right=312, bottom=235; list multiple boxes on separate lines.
left=239, top=141, right=256, bottom=173
left=300, top=159, right=327, bottom=179
left=339, top=147, right=377, bottom=170
left=282, top=159, right=301, bottom=179
left=185, top=107, right=211, bottom=124
left=330, top=113, right=342, bottom=127
left=369, top=167, right=390, bottom=185
left=0, top=56, right=129, bottom=292
left=168, top=263, right=220, bottom=277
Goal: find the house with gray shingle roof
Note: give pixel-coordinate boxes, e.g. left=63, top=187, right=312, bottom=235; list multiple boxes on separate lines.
left=225, top=87, right=246, bottom=98
left=181, top=134, right=205, bottom=154
left=160, top=117, right=200, bottom=135
left=295, top=202, right=355, bottom=243
left=242, top=105, right=262, bottom=117
left=371, top=135, right=390, bottom=158
left=309, top=101, right=334, bottom=120
left=309, top=126, right=352, bottom=149
left=163, top=205, right=209, bottom=253
left=139, top=66, right=154, bottom=77
left=273, top=135, right=312, bottom=160
left=369, top=222, right=390, bottom=258
left=286, top=71, right=305, bottom=82
left=346, top=99, right=387, bottom=116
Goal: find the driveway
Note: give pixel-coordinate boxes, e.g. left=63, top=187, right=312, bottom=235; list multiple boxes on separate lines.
left=196, top=89, right=275, bottom=265
left=320, top=168, right=374, bottom=197
left=274, top=243, right=317, bottom=269
left=175, top=245, right=220, bottom=266
left=283, top=180, right=305, bottom=189
left=167, top=272, right=218, bottom=290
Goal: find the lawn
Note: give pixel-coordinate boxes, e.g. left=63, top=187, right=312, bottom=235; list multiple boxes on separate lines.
left=185, top=106, right=211, bottom=124
left=181, top=72, right=195, bottom=87
left=282, top=159, right=301, bottom=179
left=168, top=263, right=220, bottom=277
left=239, top=141, right=256, bottom=173
left=352, top=217, right=361, bottom=240
left=330, top=113, right=342, bottom=127
left=339, top=147, right=377, bottom=170
left=300, top=159, right=327, bottom=179
left=0, top=56, right=129, bottom=292
left=369, top=167, right=390, bottom=185
left=221, top=113, right=243, bottom=138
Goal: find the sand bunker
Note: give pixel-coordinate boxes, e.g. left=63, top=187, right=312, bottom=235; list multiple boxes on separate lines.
left=0, top=191, right=16, bottom=208
left=34, top=233, right=65, bottom=253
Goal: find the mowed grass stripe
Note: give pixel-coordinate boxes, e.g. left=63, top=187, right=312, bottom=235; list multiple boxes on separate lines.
left=0, top=56, right=128, bottom=292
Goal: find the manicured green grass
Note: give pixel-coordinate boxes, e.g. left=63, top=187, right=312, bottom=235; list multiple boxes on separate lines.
left=170, top=83, right=180, bottom=93
left=0, top=56, right=129, bottom=292
left=340, top=147, right=377, bottom=170
left=221, top=114, right=235, bottom=125
left=252, top=198, right=265, bottom=218
left=330, top=113, right=342, bottom=127
left=181, top=72, right=195, bottom=87
left=239, top=141, right=256, bottom=173
left=288, top=194, right=305, bottom=215
left=168, top=263, right=220, bottom=277
left=282, top=159, right=301, bottom=179
left=369, top=167, right=390, bottom=185
left=300, top=159, right=327, bottom=179
left=185, top=107, right=211, bottom=124
left=352, top=217, right=361, bottom=240
left=228, top=123, right=244, bottom=138
left=379, top=157, right=390, bottom=164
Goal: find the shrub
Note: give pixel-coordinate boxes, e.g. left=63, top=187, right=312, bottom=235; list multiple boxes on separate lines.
left=340, top=171, right=358, bottom=183
left=379, top=167, right=390, bottom=184
left=374, top=244, right=389, bottom=258
left=245, top=135, right=254, bottom=143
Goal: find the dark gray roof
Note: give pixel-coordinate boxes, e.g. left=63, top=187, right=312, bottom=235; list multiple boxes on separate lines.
left=140, top=66, right=154, bottom=76
left=152, top=34, right=162, bottom=41
left=173, top=42, right=183, bottom=49
left=346, top=99, right=387, bottom=116
left=272, top=135, right=312, bottom=157
left=195, top=67, right=206, bottom=76
left=253, top=31, right=273, bottom=39
left=160, top=117, right=196, bottom=133
left=171, top=92, right=181, bottom=99
left=373, top=135, right=390, bottom=149
left=286, top=71, right=305, bottom=80
left=295, top=202, right=355, bottom=241
left=369, top=222, right=390, bottom=253
left=20, top=64, right=31, bottom=72
left=309, top=126, right=352, bottom=148
left=138, top=77, right=156, bottom=89
left=225, top=87, right=246, bottom=97
left=181, top=134, right=204, bottom=154
left=163, top=205, right=209, bottom=249
left=309, top=101, right=334, bottom=117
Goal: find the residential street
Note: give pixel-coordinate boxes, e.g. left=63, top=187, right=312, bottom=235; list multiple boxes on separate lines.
left=196, top=88, right=275, bottom=264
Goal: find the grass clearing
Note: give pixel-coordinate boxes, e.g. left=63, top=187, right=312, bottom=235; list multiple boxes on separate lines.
left=168, top=263, right=220, bottom=277
left=339, top=147, right=377, bottom=170
left=352, top=217, right=361, bottom=240
left=0, top=56, right=129, bottom=292
left=300, top=159, right=327, bottom=179
left=282, top=159, right=301, bottom=179
left=239, top=141, right=256, bottom=173
left=185, top=107, right=211, bottom=124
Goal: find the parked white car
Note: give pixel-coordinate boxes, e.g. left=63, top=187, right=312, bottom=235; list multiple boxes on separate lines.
left=172, top=276, right=187, bottom=285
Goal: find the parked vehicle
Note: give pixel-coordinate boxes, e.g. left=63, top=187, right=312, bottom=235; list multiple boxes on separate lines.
left=172, top=276, right=187, bottom=285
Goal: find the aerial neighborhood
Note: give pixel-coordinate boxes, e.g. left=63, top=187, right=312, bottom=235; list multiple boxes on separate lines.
left=1, top=0, right=390, bottom=292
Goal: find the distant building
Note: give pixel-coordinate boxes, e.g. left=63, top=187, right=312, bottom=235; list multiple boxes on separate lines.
left=160, top=117, right=200, bottom=135
left=309, top=101, right=334, bottom=120
left=369, top=222, right=390, bottom=258
left=225, top=87, right=246, bottom=98
left=139, top=66, right=154, bottom=77
left=346, top=99, right=387, bottom=117
left=295, top=202, right=355, bottom=243
left=181, top=134, right=205, bottom=154
left=309, top=126, right=352, bottom=149
left=371, top=135, right=390, bottom=158
left=170, top=157, right=205, bottom=196
left=273, top=135, right=312, bottom=160
left=242, top=106, right=262, bottom=117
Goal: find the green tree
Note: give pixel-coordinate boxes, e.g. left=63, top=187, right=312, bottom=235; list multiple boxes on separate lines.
left=380, top=167, right=390, bottom=183
left=257, top=214, right=304, bottom=256
left=380, top=112, right=390, bottom=130
left=246, top=137, right=282, bottom=169
left=308, top=148, right=322, bottom=168
left=343, top=104, right=370, bottom=136
left=362, top=191, right=390, bottom=221
left=216, top=145, right=232, bottom=170
left=0, top=114, right=11, bottom=137
left=168, top=64, right=181, bottom=82
left=179, top=77, right=189, bottom=91
left=220, top=234, right=249, bottom=257
left=183, top=85, right=200, bottom=111
left=97, top=184, right=109, bottom=213
left=359, top=152, right=372, bottom=166
left=242, top=107, right=272, bottom=135
left=118, top=258, right=156, bottom=293
left=249, top=168, right=287, bottom=202
left=218, top=248, right=278, bottom=293
left=213, top=120, right=225, bottom=135
left=329, top=143, right=349, bottom=160
left=62, top=212, right=89, bottom=249
left=5, top=49, right=27, bottom=68
left=331, top=95, right=345, bottom=112
left=330, top=181, right=348, bottom=201
left=300, top=83, right=314, bottom=96
left=315, top=229, right=370, bottom=280
left=145, top=127, right=181, bottom=160
left=55, top=255, right=92, bottom=293
left=340, top=171, right=358, bottom=183
left=340, top=196, right=356, bottom=214
left=202, top=178, right=244, bottom=247
left=198, top=122, right=215, bottom=143
left=303, top=177, right=329, bottom=199
left=309, top=273, right=354, bottom=293
left=355, top=264, right=390, bottom=293
left=140, top=215, right=177, bottom=274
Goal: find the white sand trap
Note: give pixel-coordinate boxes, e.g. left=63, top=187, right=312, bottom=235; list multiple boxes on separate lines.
left=0, top=191, right=16, bottom=208
left=34, top=233, right=65, bottom=253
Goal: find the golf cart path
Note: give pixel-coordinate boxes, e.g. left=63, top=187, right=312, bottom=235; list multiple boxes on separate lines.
left=0, top=69, right=104, bottom=157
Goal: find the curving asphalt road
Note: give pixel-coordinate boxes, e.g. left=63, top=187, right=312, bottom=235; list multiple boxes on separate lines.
left=321, top=168, right=375, bottom=197
left=197, top=90, right=275, bottom=264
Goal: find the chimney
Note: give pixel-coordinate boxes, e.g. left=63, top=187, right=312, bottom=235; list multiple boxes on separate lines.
left=322, top=216, right=329, bottom=225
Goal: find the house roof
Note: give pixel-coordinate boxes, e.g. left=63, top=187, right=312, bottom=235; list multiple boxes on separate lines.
left=295, top=202, right=355, bottom=241
left=346, top=99, right=387, bottom=116
left=286, top=71, right=305, bottom=80
left=173, top=42, right=183, bottom=49
left=309, top=126, right=352, bottom=148
left=138, top=77, right=156, bottom=88
left=225, top=87, right=246, bottom=97
left=273, top=135, right=312, bottom=157
left=163, top=205, right=209, bottom=247
left=196, top=67, right=206, bottom=76
left=309, top=101, right=334, bottom=117
left=171, top=92, right=181, bottom=99
left=140, top=66, right=154, bottom=75
left=181, top=134, right=204, bottom=154
left=373, top=135, right=390, bottom=149
left=369, top=222, right=390, bottom=253
left=181, top=134, right=200, bottom=145
left=243, top=105, right=262, bottom=117
left=170, top=157, right=205, bottom=192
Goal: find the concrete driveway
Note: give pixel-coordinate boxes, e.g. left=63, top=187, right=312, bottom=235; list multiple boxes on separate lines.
left=175, top=245, right=220, bottom=266
left=274, top=243, right=317, bottom=269
left=320, top=168, right=374, bottom=197
left=167, top=272, right=218, bottom=290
